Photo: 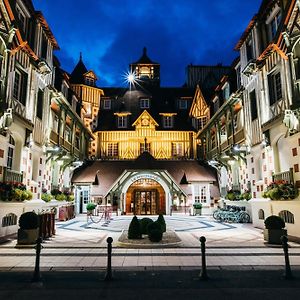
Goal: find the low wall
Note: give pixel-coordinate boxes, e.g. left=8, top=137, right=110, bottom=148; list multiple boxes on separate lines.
left=249, top=197, right=300, bottom=239
left=0, top=200, right=74, bottom=238
left=223, top=199, right=252, bottom=220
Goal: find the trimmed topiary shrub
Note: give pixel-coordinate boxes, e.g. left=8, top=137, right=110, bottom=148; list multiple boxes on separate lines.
left=157, top=214, right=166, bottom=232
left=19, top=212, right=39, bottom=230
left=128, top=216, right=142, bottom=239
left=264, top=215, right=285, bottom=230
left=148, top=221, right=163, bottom=242
left=86, top=203, right=96, bottom=211
left=139, top=217, right=154, bottom=234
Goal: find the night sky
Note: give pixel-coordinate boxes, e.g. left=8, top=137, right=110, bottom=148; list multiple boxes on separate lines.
left=32, top=0, right=262, bottom=87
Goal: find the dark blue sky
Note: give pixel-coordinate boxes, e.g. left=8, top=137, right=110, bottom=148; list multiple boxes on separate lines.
left=33, top=0, right=262, bottom=87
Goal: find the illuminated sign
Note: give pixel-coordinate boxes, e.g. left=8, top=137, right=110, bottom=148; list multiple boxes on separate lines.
left=130, top=174, right=161, bottom=183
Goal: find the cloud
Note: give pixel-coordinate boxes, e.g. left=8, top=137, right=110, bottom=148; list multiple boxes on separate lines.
left=33, top=0, right=262, bottom=87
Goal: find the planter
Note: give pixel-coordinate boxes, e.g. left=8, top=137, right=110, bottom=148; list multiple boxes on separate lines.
left=263, top=228, right=287, bottom=245
left=17, top=228, right=39, bottom=245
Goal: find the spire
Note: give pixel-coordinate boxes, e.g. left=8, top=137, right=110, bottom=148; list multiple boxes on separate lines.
left=143, top=47, right=147, bottom=56
left=79, top=52, right=83, bottom=62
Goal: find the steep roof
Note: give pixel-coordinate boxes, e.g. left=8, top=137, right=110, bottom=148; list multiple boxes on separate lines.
left=72, top=154, right=219, bottom=196
left=69, top=54, right=89, bottom=84
left=131, top=47, right=159, bottom=65
left=98, top=85, right=195, bottom=131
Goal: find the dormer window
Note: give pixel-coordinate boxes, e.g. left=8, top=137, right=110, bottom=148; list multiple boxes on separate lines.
left=85, top=77, right=95, bottom=86
left=163, top=116, right=173, bottom=128
left=117, top=116, right=127, bottom=128
left=140, top=98, right=150, bottom=109
left=103, top=99, right=111, bottom=110
left=179, top=99, right=187, bottom=109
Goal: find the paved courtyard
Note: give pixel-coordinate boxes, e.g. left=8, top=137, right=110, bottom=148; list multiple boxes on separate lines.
left=0, top=215, right=300, bottom=271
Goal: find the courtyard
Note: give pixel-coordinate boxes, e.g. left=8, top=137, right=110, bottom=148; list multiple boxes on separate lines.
left=0, top=215, right=300, bottom=271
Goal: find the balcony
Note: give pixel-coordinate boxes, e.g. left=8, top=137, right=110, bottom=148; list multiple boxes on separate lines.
left=272, top=168, right=294, bottom=185
left=242, top=59, right=257, bottom=77
left=3, top=167, right=23, bottom=183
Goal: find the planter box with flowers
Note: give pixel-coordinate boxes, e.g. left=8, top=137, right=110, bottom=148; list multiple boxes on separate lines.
left=0, top=181, right=33, bottom=202
left=262, top=180, right=299, bottom=201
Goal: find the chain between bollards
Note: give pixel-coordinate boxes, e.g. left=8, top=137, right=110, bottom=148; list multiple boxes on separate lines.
left=199, top=236, right=209, bottom=280
left=32, top=237, right=43, bottom=283
left=281, top=235, right=293, bottom=280
left=104, top=237, right=113, bottom=281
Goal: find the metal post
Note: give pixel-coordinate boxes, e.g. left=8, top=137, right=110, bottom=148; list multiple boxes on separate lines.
left=199, top=236, right=208, bottom=280
left=104, top=237, right=113, bottom=281
left=32, top=237, right=42, bottom=283
left=281, top=235, right=293, bottom=280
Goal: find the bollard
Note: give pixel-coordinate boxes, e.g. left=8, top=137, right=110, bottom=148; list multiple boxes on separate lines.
left=104, top=237, right=113, bottom=281
left=32, top=237, right=43, bottom=283
left=281, top=235, right=293, bottom=280
left=199, top=236, right=209, bottom=280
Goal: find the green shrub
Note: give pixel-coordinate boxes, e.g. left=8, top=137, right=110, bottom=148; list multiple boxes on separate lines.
left=226, top=190, right=241, bottom=201
left=264, top=215, right=285, bottom=230
left=19, top=212, right=39, bottom=230
left=193, top=203, right=202, bottom=209
left=157, top=214, right=166, bottom=232
left=55, top=193, right=67, bottom=201
left=148, top=221, right=163, bottom=242
left=41, top=193, right=53, bottom=202
left=241, top=191, right=252, bottom=200
left=128, top=216, right=142, bottom=239
left=139, top=217, right=154, bottom=234
left=86, top=203, right=96, bottom=211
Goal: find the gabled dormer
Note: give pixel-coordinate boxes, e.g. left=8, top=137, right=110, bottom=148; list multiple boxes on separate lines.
left=132, top=110, right=158, bottom=129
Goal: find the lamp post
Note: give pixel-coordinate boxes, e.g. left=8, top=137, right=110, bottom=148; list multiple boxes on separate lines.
left=180, top=172, right=189, bottom=214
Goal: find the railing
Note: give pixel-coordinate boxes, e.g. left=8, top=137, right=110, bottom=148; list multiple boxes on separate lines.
left=272, top=168, right=294, bottom=184
left=50, top=130, right=59, bottom=144
left=234, top=129, right=245, bottom=144
left=3, top=167, right=23, bottom=183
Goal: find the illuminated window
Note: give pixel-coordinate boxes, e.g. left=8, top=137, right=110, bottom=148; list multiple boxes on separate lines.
left=140, top=98, right=150, bottom=109
left=163, top=116, right=173, bottom=128
left=140, top=142, right=151, bottom=154
left=117, top=116, right=127, bottom=128
left=107, top=143, right=118, bottom=157
left=172, top=142, right=183, bottom=157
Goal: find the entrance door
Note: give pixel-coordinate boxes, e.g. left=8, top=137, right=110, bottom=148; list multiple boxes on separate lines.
left=79, top=187, right=90, bottom=213
left=134, top=191, right=157, bottom=215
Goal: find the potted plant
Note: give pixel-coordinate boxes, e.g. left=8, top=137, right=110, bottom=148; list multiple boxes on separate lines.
left=225, top=190, right=241, bottom=201
left=17, top=211, right=40, bottom=245
left=264, top=215, right=287, bottom=245
left=86, top=202, right=96, bottom=215
left=263, top=181, right=299, bottom=200
left=193, top=203, right=202, bottom=215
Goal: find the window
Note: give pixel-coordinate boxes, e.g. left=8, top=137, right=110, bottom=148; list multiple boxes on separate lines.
left=103, top=99, right=111, bottom=110
left=41, top=34, right=48, bottom=60
left=85, top=77, right=95, bottom=86
left=65, top=126, right=72, bottom=143
left=258, top=209, right=265, bottom=220
left=269, top=12, right=281, bottom=40
left=179, top=99, right=187, bottom=109
left=250, top=90, right=258, bottom=120
left=294, top=58, right=300, bottom=80
left=13, top=69, right=28, bottom=105
left=172, top=142, right=183, bottom=157
left=194, top=116, right=207, bottom=131
left=117, top=116, right=127, bottom=128
left=75, top=134, right=80, bottom=149
left=36, top=90, right=44, bottom=120
left=16, top=5, right=27, bottom=34
left=279, top=210, right=294, bottom=224
left=194, top=185, right=208, bottom=204
left=140, top=142, right=151, bottom=154
left=163, top=116, right=173, bottom=128
left=61, top=83, right=68, bottom=99
left=107, top=143, right=118, bottom=157
left=268, top=72, right=282, bottom=105
left=223, top=85, right=230, bottom=101
left=140, top=98, right=150, bottom=109
left=246, top=39, right=253, bottom=61
left=7, top=135, right=15, bottom=170
left=52, top=115, right=59, bottom=133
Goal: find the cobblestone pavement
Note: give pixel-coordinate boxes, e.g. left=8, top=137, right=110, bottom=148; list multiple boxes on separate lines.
left=0, top=215, right=299, bottom=270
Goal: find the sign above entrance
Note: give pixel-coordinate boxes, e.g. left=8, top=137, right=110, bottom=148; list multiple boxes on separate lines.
left=130, top=174, right=161, bottom=183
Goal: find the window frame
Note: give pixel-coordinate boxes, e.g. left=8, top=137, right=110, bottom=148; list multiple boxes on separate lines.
left=268, top=71, right=283, bottom=106
left=140, top=98, right=150, bottom=109
left=163, top=115, right=173, bottom=128
left=117, top=116, right=127, bottom=128
left=107, top=143, right=119, bottom=157
left=250, top=90, right=258, bottom=121
left=103, top=99, right=111, bottom=110
left=179, top=99, right=188, bottom=110
left=171, top=142, right=183, bottom=157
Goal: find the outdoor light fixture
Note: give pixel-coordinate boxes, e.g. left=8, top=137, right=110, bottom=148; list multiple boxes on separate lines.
left=124, top=70, right=137, bottom=86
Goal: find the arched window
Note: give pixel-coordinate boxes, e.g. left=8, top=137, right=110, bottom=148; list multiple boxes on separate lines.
left=2, top=213, right=17, bottom=227
left=258, top=209, right=265, bottom=220
left=279, top=210, right=295, bottom=224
